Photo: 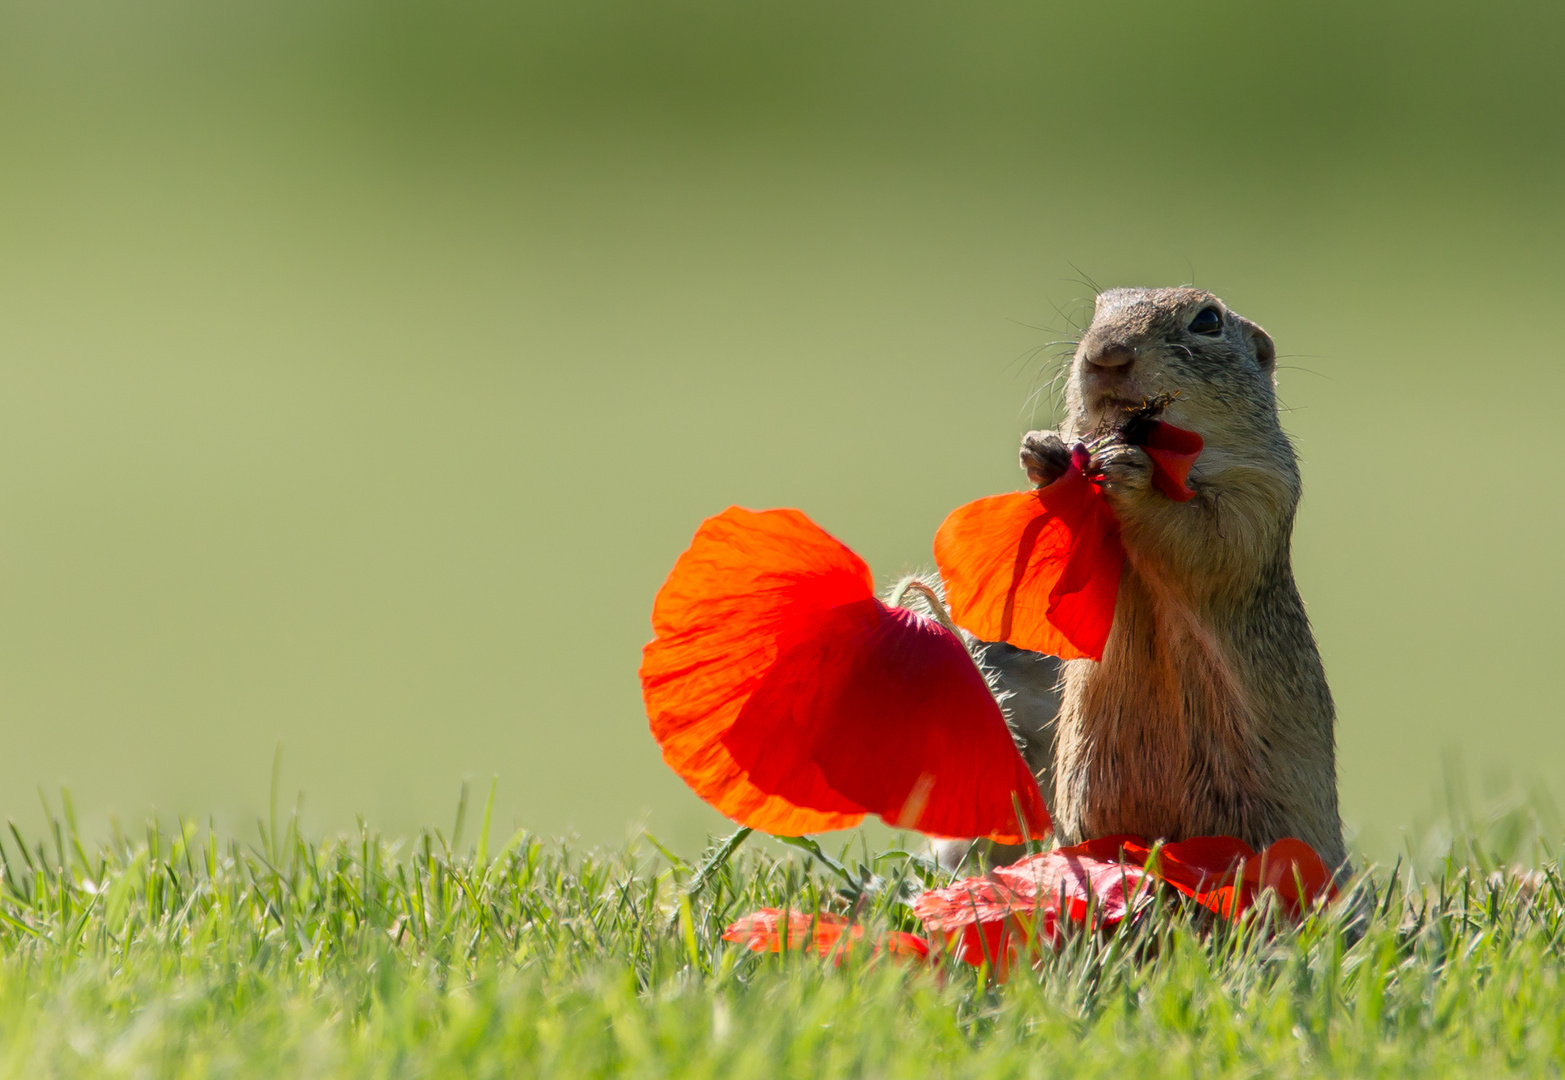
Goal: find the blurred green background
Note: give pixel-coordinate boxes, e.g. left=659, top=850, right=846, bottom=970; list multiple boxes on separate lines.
left=0, top=0, right=1560, bottom=855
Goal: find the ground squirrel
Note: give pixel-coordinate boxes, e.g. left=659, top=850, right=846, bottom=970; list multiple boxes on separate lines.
left=1006, top=286, right=1344, bottom=871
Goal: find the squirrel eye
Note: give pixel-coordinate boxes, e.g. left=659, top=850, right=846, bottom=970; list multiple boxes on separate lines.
left=1188, top=307, right=1223, bottom=335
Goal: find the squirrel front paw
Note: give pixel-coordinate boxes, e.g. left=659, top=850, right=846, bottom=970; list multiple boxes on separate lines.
left=1088, top=443, right=1153, bottom=495
left=1020, top=430, right=1072, bottom=488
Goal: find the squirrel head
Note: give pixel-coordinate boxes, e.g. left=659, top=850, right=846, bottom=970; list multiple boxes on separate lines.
left=1063, top=288, right=1286, bottom=465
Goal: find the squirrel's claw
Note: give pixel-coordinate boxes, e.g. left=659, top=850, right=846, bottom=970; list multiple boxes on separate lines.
left=1088, top=443, right=1153, bottom=494
left=1020, top=430, right=1072, bottom=488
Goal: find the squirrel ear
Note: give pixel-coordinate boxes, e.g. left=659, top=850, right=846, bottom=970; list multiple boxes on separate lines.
left=1235, top=316, right=1276, bottom=371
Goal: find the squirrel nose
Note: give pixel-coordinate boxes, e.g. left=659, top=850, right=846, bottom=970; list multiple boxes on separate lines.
left=1084, top=343, right=1136, bottom=371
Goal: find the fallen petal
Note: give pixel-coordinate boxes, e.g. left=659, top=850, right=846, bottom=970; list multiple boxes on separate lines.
left=721, top=908, right=855, bottom=954
left=1243, top=837, right=1337, bottom=917
left=721, top=909, right=934, bottom=964
left=995, top=848, right=1154, bottom=926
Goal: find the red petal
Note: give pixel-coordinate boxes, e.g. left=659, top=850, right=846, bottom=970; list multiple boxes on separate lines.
left=1242, top=838, right=1337, bottom=917
left=933, top=460, right=1124, bottom=662
left=912, top=848, right=1152, bottom=977
left=1156, top=835, right=1255, bottom=886
left=1058, top=833, right=1335, bottom=920
left=877, top=932, right=933, bottom=960
left=910, top=881, right=1032, bottom=978
left=721, top=909, right=934, bottom=964
left=911, top=877, right=1032, bottom=932
left=643, top=507, right=1049, bottom=842
left=642, top=508, right=872, bottom=835
left=915, top=831, right=1336, bottom=968
left=951, top=918, right=1023, bottom=977
left=721, top=908, right=855, bottom=954
left=1051, top=834, right=1153, bottom=865
left=1149, top=836, right=1255, bottom=916
left=994, top=848, right=1153, bottom=926
left=725, top=599, right=1050, bottom=842
left=1134, top=421, right=1204, bottom=503
left=1049, top=834, right=1252, bottom=917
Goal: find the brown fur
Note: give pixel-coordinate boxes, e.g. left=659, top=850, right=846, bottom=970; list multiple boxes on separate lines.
left=1030, top=287, right=1344, bottom=870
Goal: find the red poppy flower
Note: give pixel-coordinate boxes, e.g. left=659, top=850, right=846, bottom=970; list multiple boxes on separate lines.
left=933, top=422, right=1203, bottom=661
left=721, top=908, right=932, bottom=962
left=641, top=507, right=1050, bottom=842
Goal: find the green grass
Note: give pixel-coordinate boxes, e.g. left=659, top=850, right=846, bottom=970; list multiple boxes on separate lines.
left=0, top=789, right=1562, bottom=1078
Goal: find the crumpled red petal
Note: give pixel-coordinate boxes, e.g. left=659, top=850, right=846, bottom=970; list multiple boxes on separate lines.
left=911, top=848, right=1153, bottom=975
left=641, top=507, right=1050, bottom=842
left=909, top=877, right=1031, bottom=977
left=933, top=450, right=1123, bottom=661
left=994, top=847, right=1155, bottom=925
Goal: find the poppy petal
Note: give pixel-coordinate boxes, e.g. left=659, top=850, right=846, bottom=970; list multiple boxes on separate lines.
left=933, top=459, right=1124, bottom=661
left=915, top=831, right=1336, bottom=970
left=912, top=847, right=1152, bottom=975
left=1049, top=834, right=1153, bottom=865
left=1158, top=836, right=1335, bottom=919
left=720, top=909, right=934, bottom=964
left=724, top=598, right=1050, bottom=842
left=721, top=908, right=855, bottom=954
left=1151, top=836, right=1256, bottom=917
left=1243, top=838, right=1337, bottom=917
left=912, top=877, right=1030, bottom=933
left=911, top=880, right=1037, bottom=977
left=994, top=848, right=1154, bottom=926
left=643, top=507, right=1050, bottom=842
left=951, top=918, right=1024, bottom=977
left=641, top=507, right=873, bottom=835
left=877, top=931, right=934, bottom=961
left=1045, top=833, right=1335, bottom=920
left=1134, top=421, right=1204, bottom=503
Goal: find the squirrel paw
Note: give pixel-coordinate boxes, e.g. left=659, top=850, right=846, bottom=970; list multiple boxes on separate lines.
left=1020, top=430, right=1072, bottom=488
left=1089, top=443, right=1152, bottom=495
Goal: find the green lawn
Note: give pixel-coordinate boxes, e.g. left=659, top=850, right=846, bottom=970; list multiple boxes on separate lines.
left=0, top=789, right=1560, bottom=1078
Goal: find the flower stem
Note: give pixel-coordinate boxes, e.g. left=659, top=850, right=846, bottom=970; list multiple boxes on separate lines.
left=887, top=576, right=959, bottom=635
